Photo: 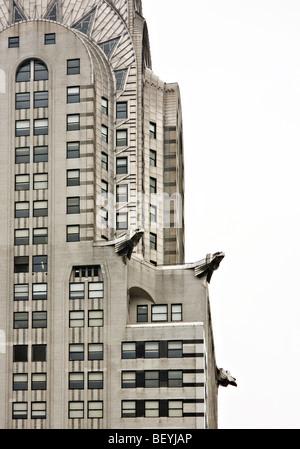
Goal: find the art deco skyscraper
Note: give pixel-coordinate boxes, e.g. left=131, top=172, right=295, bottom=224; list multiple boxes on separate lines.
left=0, top=0, right=236, bottom=429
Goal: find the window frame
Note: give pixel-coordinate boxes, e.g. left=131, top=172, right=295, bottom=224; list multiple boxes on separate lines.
left=116, top=184, right=128, bottom=203
left=150, top=122, right=157, bottom=139
left=14, top=283, right=29, bottom=301
left=116, top=157, right=128, bottom=175
left=33, top=173, right=48, bottom=190
left=13, top=311, right=29, bottom=329
left=144, top=341, right=160, bottom=359
left=32, top=255, right=48, bottom=273
left=151, top=304, right=168, bottom=322
left=88, top=343, right=103, bottom=361
left=33, top=145, right=48, bottom=162
left=69, top=310, right=84, bottom=328
left=32, top=283, right=47, bottom=300
left=14, top=228, right=29, bottom=246
left=15, top=201, right=29, bottom=218
left=66, top=225, right=80, bottom=242
left=67, top=114, right=80, bottom=131
left=88, top=371, right=103, bottom=389
left=116, top=212, right=128, bottom=230
left=167, top=341, right=183, bottom=358
left=69, top=372, right=84, bottom=390
left=69, top=344, right=84, bottom=361
left=33, top=227, right=48, bottom=245
left=121, top=400, right=136, bottom=418
left=32, top=344, right=47, bottom=362
left=116, top=102, right=127, bottom=119
left=122, top=342, right=136, bottom=359
left=34, top=91, right=48, bottom=108
left=116, top=129, right=128, bottom=147
left=33, top=200, right=48, bottom=217
left=32, top=311, right=47, bottom=328
left=67, top=197, right=80, bottom=214
left=137, top=305, right=148, bottom=323
left=150, top=149, right=157, bottom=167
left=15, top=120, right=30, bottom=137
left=67, top=59, right=80, bottom=75
left=67, top=169, right=80, bottom=186
left=121, top=371, right=136, bottom=389
left=33, top=118, right=48, bottom=135
left=9, top=36, right=19, bottom=48
left=15, top=92, right=30, bottom=109
left=67, top=141, right=80, bottom=159
left=44, top=33, right=55, bottom=45
left=67, top=86, right=80, bottom=103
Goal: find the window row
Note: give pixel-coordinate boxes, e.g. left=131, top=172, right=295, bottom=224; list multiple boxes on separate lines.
left=137, top=304, right=182, bottom=323
left=14, top=255, right=47, bottom=273
left=122, top=400, right=183, bottom=418
left=15, top=173, right=48, bottom=190
left=15, top=201, right=48, bottom=218
left=16, top=91, right=48, bottom=109
left=69, top=343, right=103, bottom=361
left=14, top=226, right=81, bottom=245
left=122, top=370, right=184, bottom=389
left=69, top=282, right=103, bottom=299
left=14, top=283, right=47, bottom=301
left=13, top=344, right=47, bottom=362
left=14, top=58, right=79, bottom=82
left=12, top=371, right=103, bottom=391
left=122, top=341, right=183, bottom=359
left=12, top=401, right=104, bottom=420
left=9, top=33, right=56, bottom=49
left=15, top=119, right=49, bottom=136
left=15, top=142, right=84, bottom=163
left=13, top=310, right=103, bottom=329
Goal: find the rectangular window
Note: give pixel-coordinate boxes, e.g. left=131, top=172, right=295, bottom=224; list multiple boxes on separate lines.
left=116, top=157, right=128, bottom=175
left=69, top=282, right=84, bottom=299
left=33, top=228, right=48, bottom=244
left=101, top=152, right=108, bottom=170
left=171, top=304, right=182, bottom=321
left=145, top=371, right=159, bottom=388
left=116, top=185, right=128, bottom=203
left=14, top=229, right=29, bottom=246
left=145, top=341, right=159, bottom=358
left=33, top=173, right=48, bottom=190
left=88, top=282, right=103, bottom=299
left=152, top=305, right=168, bottom=322
left=88, top=310, right=103, bottom=327
left=69, top=402, right=84, bottom=419
left=69, top=311, right=84, bottom=328
left=69, top=372, right=84, bottom=390
left=122, top=342, right=136, bottom=359
left=34, top=119, right=48, bottom=135
left=67, top=169, right=80, bottom=186
left=14, top=284, right=29, bottom=301
left=67, top=225, right=80, bottom=242
left=13, top=345, right=28, bottom=362
left=34, top=61, right=48, bottom=81
left=15, top=201, right=29, bottom=218
left=13, top=403, right=27, bottom=419
left=67, top=141, right=80, bottom=159
left=32, top=345, right=47, bottom=362
left=14, top=312, right=28, bottom=329
left=67, top=197, right=80, bottom=214
left=168, top=400, right=183, bottom=418
left=88, top=401, right=103, bottom=419
left=145, top=401, right=159, bottom=418
left=102, top=97, right=108, bottom=115
left=32, top=311, right=47, bottom=328
left=116, top=212, right=128, bottom=230
left=67, top=114, right=80, bottom=131
left=32, top=373, right=47, bottom=390
left=69, top=344, right=84, bottom=361
left=15, top=147, right=30, bottom=164
left=16, top=92, right=30, bottom=109
left=88, top=372, right=103, bottom=389
left=150, top=122, right=157, bottom=139
left=122, top=372, right=136, bottom=388
left=150, top=204, right=157, bottom=223
left=32, top=255, right=47, bottom=272
left=33, top=145, right=48, bottom=162
left=88, top=343, right=103, bottom=361
left=150, top=233, right=157, bottom=250
left=9, top=36, right=19, bottom=48
left=67, top=86, right=80, bottom=103
left=67, top=59, right=80, bottom=75
left=116, top=102, right=127, bottom=119
left=168, top=341, right=183, bottom=358
left=116, top=129, right=127, bottom=147
left=101, top=180, right=108, bottom=197
left=101, top=208, right=108, bottom=227
left=150, top=177, right=157, bottom=194
left=122, top=401, right=136, bottom=418
left=101, top=125, right=108, bottom=143
left=16, top=120, right=30, bottom=137
left=137, top=305, right=148, bottom=323
left=168, top=371, right=183, bottom=387
left=14, top=256, right=29, bottom=273
left=33, top=200, right=48, bottom=217
left=150, top=149, right=157, bottom=167
left=34, top=91, right=48, bottom=108
left=32, top=283, right=47, bottom=300
left=13, top=374, right=28, bottom=391
left=44, top=33, right=55, bottom=45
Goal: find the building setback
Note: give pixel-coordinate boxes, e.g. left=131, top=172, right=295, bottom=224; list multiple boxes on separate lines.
left=0, top=0, right=236, bottom=429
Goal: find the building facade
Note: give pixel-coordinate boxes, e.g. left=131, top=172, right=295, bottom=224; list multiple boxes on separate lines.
left=0, top=0, right=235, bottom=429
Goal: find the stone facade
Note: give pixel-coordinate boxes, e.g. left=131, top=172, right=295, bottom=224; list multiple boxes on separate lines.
left=0, top=0, right=227, bottom=429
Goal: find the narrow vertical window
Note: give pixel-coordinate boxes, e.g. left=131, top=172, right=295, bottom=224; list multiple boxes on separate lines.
left=101, top=152, right=108, bottom=170
left=102, top=125, right=108, bottom=143
left=150, top=122, right=156, bottom=139
left=102, top=97, right=108, bottom=114
left=150, top=150, right=157, bottom=167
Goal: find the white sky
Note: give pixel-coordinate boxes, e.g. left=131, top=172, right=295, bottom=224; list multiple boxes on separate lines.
left=143, top=0, right=300, bottom=429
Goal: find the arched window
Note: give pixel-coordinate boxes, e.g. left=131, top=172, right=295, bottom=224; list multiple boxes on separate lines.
left=16, top=59, right=48, bottom=83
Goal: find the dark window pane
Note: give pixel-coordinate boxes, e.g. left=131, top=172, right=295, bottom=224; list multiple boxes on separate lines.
left=13, top=345, right=28, bottom=362
left=116, top=102, right=127, bottom=119
left=34, top=61, right=48, bottom=81
left=67, top=197, right=80, bottom=214
left=34, top=91, right=48, bottom=108
left=67, top=86, right=80, bottom=103
left=34, top=146, right=48, bottom=162
left=15, top=147, right=30, bottom=164
left=67, top=142, right=80, bottom=159
left=116, top=157, right=127, bottom=174
left=15, top=202, right=29, bottom=218
left=67, top=59, right=80, bottom=75
left=32, top=255, right=47, bottom=272
left=14, top=256, right=29, bottom=273
left=32, top=345, right=47, bottom=362
left=9, top=36, right=19, bottom=48
left=16, top=61, right=30, bottom=82
left=16, top=92, right=30, bottom=109
left=44, top=33, right=55, bottom=45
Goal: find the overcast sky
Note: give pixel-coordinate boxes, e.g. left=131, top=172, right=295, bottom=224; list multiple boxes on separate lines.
left=143, top=0, right=300, bottom=429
